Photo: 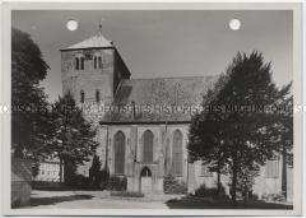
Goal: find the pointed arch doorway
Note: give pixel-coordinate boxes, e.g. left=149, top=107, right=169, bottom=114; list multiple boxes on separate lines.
left=140, top=167, right=152, bottom=194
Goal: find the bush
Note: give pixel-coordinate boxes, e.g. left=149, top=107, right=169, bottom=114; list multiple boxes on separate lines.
left=96, top=168, right=109, bottom=190
left=193, top=184, right=206, bottom=197
left=163, top=174, right=187, bottom=194
left=193, top=183, right=228, bottom=200
left=32, top=181, right=63, bottom=190
left=262, top=193, right=285, bottom=202
left=106, top=175, right=127, bottom=191
left=72, top=174, right=90, bottom=187
left=110, top=191, right=144, bottom=198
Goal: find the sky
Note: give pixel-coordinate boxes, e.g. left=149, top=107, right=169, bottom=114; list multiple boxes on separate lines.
left=12, top=10, right=293, bottom=102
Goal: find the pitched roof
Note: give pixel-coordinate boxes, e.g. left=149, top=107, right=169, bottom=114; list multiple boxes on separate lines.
left=62, top=32, right=113, bottom=50
left=102, top=76, right=216, bottom=123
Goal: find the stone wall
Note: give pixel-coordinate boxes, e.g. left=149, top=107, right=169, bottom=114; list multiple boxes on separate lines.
left=61, top=47, right=130, bottom=107
left=61, top=48, right=115, bottom=106
left=11, top=158, right=32, bottom=207
left=96, top=123, right=190, bottom=193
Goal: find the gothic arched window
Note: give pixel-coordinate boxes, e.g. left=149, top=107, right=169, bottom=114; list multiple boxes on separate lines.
left=143, top=130, right=154, bottom=163
left=98, top=56, right=102, bottom=69
left=96, top=90, right=100, bottom=103
left=172, top=130, right=183, bottom=176
left=75, top=57, right=79, bottom=70
left=114, top=131, right=126, bottom=175
left=80, top=57, right=85, bottom=70
left=94, top=56, right=97, bottom=69
left=80, top=90, right=85, bottom=103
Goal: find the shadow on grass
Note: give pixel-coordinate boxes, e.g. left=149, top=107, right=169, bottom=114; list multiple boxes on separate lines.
left=29, top=194, right=94, bottom=207
left=166, top=198, right=293, bottom=210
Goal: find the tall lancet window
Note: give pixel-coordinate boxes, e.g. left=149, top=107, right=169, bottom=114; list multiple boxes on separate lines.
left=94, top=56, right=97, bottom=69
left=80, top=90, right=85, bottom=103
left=143, top=130, right=154, bottom=163
left=80, top=57, right=85, bottom=70
left=98, top=56, right=102, bottom=69
left=75, top=57, right=79, bottom=70
left=114, top=131, right=126, bottom=175
left=172, top=130, right=183, bottom=176
left=96, top=90, right=100, bottom=103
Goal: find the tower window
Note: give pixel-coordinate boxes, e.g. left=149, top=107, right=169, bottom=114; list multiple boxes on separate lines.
left=96, top=90, right=100, bottom=103
left=75, top=57, right=79, bottom=70
left=80, top=90, right=85, bottom=103
left=80, top=57, right=85, bottom=70
left=98, top=56, right=102, bottom=69
left=94, top=56, right=97, bottom=69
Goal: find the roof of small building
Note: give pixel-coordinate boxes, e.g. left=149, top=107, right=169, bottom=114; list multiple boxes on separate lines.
left=101, top=75, right=217, bottom=123
left=62, top=32, right=113, bottom=51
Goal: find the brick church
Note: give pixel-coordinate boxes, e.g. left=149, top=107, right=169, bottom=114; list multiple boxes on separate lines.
left=60, top=29, right=292, bottom=201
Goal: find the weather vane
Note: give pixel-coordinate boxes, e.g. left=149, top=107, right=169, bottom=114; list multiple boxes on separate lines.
left=98, top=17, right=105, bottom=34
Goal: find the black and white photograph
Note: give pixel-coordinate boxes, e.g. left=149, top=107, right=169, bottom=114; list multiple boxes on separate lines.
left=1, top=2, right=303, bottom=216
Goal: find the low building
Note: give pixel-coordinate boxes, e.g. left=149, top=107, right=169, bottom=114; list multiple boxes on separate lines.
left=33, top=159, right=63, bottom=183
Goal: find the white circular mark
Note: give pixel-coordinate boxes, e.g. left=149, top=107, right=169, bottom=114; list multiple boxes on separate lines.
left=229, top=18, right=241, bottom=31
left=66, top=19, right=78, bottom=31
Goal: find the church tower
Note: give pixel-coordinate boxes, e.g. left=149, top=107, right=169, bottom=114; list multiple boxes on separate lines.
left=60, top=28, right=131, bottom=107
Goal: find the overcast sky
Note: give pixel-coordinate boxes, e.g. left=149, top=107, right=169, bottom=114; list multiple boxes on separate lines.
left=12, top=10, right=292, bottom=102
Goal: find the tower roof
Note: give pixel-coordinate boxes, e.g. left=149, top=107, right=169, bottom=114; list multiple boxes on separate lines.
left=61, top=32, right=113, bottom=51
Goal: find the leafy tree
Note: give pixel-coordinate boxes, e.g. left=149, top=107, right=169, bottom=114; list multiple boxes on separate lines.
left=11, top=28, right=51, bottom=158
left=188, top=51, right=292, bottom=203
left=51, top=92, right=98, bottom=184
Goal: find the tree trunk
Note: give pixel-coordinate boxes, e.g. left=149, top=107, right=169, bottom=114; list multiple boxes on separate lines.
left=59, top=157, right=63, bottom=183
left=282, top=146, right=287, bottom=200
left=217, top=151, right=222, bottom=195
left=231, top=159, right=238, bottom=205
left=217, top=167, right=221, bottom=195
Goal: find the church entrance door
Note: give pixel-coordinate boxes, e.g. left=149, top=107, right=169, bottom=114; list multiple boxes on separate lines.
left=140, top=167, right=152, bottom=194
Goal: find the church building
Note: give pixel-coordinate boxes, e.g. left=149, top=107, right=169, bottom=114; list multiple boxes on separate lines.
left=60, top=28, right=292, bottom=201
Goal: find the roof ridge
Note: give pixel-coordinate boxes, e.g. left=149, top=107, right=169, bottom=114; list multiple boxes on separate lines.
left=62, top=31, right=113, bottom=50
left=129, top=75, right=214, bottom=80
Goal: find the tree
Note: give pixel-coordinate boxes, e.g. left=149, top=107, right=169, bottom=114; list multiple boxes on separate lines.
left=188, top=51, right=292, bottom=203
left=188, top=74, right=229, bottom=194
left=51, top=92, right=98, bottom=184
left=89, top=154, right=101, bottom=187
left=11, top=28, right=51, bottom=158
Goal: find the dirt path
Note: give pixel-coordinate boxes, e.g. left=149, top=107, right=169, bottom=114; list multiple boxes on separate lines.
left=25, top=190, right=172, bottom=209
